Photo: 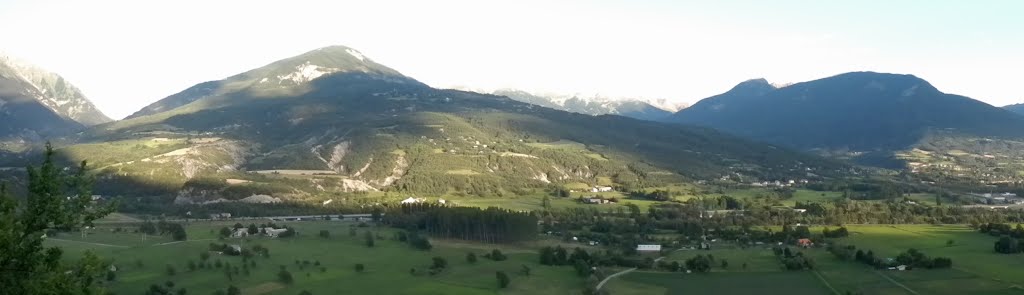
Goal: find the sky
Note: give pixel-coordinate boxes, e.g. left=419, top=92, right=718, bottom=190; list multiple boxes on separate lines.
left=1, top=0, right=1022, bottom=119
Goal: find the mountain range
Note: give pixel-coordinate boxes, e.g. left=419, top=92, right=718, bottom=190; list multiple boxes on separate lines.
left=52, top=46, right=834, bottom=201
left=666, top=73, right=1024, bottom=185
left=668, top=72, right=1024, bottom=151
left=5, top=45, right=1023, bottom=201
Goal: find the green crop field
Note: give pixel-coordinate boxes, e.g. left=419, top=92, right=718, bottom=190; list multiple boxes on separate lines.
left=603, top=225, right=1024, bottom=295
left=607, top=271, right=831, bottom=295
left=834, top=225, right=1024, bottom=291
left=51, top=221, right=585, bottom=295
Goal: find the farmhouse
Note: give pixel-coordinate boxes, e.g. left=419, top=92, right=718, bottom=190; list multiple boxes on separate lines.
left=209, top=213, right=232, bottom=220
left=263, top=228, right=289, bottom=238
left=400, top=197, right=424, bottom=204
left=636, top=244, right=662, bottom=252
left=591, top=186, right=613, bottom=192
left=231, top=228, right=249, bottom=238
left=796, top=238, right=813, bottom=248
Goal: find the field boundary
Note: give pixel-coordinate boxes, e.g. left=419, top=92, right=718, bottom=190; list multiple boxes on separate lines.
left=873, top=270, right=920, bottom=295
left=47, top=238, right=130, bottom=248
left=153, top=238, right=216, bottom=246
left=812, top=270, right=841, bottom=295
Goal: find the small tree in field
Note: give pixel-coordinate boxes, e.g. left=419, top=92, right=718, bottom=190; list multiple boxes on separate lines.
left=496, top=271, right=511, bottom=288
left=466, top=252, right=477, bottom=264
left=431, top=257, right=448, bottom=270
left=364, top=231, right=375, bottom=247
left=355, top=263, right=365, bottom=273
left=278, top=269, right=293, bottom=284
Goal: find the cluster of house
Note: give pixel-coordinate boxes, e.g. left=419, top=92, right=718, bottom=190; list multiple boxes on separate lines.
left=590, top=186, right=614, bottom=193
left=399, top=197, right=447, bottom=204
left=973, top=192, right=1024, bottom=204
left=569, top=236, right=600, bottom=246
left=581, top=196, right=618, bottom=205
left=230, top=227, right=290, bottom=238
left=750, top=179, right=809, bottom=187
left=209, top=213, right=232, bottom=220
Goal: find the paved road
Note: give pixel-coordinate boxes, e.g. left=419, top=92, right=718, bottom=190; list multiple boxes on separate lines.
left=596, top=256, right=667, bottom=291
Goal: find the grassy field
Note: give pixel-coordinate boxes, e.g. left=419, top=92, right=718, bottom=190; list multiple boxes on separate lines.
left=52, top=220, right=585, bottom=295
left=606, top=225, right=1024, bottom=295
left=837, top=225, right=1024, bottom=290
left=608, top=271, right=832, bottom=295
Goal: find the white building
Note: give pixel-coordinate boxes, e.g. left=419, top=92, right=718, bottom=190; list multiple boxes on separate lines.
left=231, top=228, right=249, bottom=238
left=209, top=213, right=231, bottom=219
left=263, top=228, right=289, bottom=238
left=400, top=197, right=421, bottom=204
left=591, top=186, right=613, bottom=193
left=636, top=244, right=662, bottom=252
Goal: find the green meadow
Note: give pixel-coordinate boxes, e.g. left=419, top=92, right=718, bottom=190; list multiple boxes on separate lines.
left=51, top=220, right=585, bottom=295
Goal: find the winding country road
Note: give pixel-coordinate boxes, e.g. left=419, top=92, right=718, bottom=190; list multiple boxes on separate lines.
left=596, top=256, right=667, bottom=290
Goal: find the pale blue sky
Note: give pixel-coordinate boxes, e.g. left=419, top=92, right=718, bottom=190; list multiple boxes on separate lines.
left=1, top=0, right=1021, bottom=119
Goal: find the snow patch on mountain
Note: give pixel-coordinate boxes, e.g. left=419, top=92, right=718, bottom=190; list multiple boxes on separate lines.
left=278, top=62, right=340, bottom=84
left=346, top=48, right=366, bottom=61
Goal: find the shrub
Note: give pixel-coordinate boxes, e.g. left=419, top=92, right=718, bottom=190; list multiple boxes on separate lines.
left=496, top=271, right=510, bottom=288
left=278, top=270, right=294, bottom=284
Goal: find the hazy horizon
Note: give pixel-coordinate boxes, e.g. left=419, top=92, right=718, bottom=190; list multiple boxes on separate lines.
left=2, top=0, right=1021, bottom=119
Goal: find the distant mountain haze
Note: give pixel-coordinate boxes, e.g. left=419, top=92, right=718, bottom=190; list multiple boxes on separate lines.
left=490, top=89, right=680, bottom=121
left=668, top=72, right=1024, bottom=151
left=1003, top=103, right=1024, bottom=116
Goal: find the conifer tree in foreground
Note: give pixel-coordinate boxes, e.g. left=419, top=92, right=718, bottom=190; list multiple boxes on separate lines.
left=0, top=143, right=113, bottom=295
